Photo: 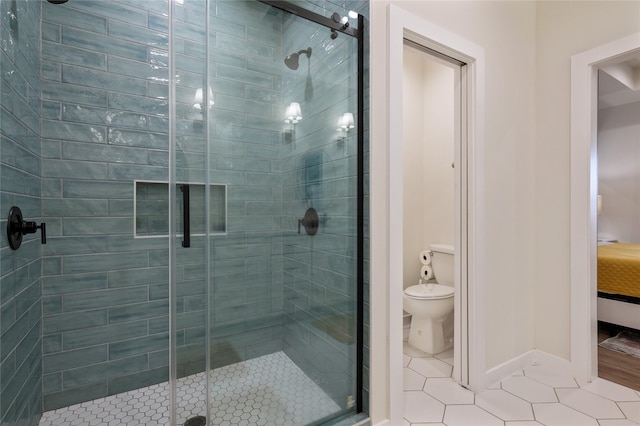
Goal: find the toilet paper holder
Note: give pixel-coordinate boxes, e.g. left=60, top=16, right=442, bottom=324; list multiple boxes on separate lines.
left=298, top=207, right=319, bottom=235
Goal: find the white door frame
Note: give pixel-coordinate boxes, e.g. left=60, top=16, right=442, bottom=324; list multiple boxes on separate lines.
left=387, top=4, right=486, bottom=424
left=570, top=32, right=640, bottom=381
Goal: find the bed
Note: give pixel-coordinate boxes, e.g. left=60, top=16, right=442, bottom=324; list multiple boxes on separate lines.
left=598, top=243, right=640, bottom=330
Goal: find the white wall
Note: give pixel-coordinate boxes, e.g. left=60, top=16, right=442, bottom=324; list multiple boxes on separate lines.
left=371, top=0, right=537, bottom=365
left=598, top=100, right=640, bottom=243
left=403, top=46, right=455, bottom=288
left=534, top=1, right=640, bottom=359
left=370, top=2, right=537, bottom=422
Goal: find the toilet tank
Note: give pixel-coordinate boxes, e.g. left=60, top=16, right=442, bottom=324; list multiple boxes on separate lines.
left=430, top=244, right=454, bottom=286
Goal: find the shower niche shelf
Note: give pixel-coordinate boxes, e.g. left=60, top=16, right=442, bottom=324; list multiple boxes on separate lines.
left=134, top=180, right=226, bottom=238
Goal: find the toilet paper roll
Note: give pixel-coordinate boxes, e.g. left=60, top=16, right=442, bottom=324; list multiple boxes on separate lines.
left=419, top=250, right=432, bottom=265
left=420, top=265, right=434, bottom=281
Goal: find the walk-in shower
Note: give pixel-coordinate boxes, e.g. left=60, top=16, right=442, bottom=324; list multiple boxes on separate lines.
left=0, top=0, right=368, bottom=425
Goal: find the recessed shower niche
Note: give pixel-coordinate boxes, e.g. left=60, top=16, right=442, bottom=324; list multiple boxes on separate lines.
left=134, top=181, right=227, bottom=238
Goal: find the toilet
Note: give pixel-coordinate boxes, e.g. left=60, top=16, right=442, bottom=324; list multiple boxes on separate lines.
left=403, top=244, right=454, bottom=354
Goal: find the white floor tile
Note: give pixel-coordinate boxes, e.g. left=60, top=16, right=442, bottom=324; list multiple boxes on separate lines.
left=523, top=366, right=578, bottom=388
left=408, top=357, right=452, bottom=378
left=487, top=381, right=502, bottom=390
left=435, top=348, right=454, bottom=366
left=403, top=354, right=411, bottom=367
left=403, top=390, right=445, bottom=424
left=403, top=342, right=431, bottom=358
left=39, top=352, right=338, bottom=426
left=404, top=367, right=427, bottom=391
left=618, top=401, right=640, bottom=424
left=476, top=389, right=534, bottom=421
left=422, top=378, right=474, bottom=405
left=532, top=403, right=599, bottom=426
left=401, top=347, right=640, bottom=426
left=598, top=420, right=640, bottom=426
left=501, top=376, right=558, bottom=403
left=443, top=405, right=502, bottom=426
left=579, top=378, right=640, bottom=402
left=556, top=387, right=625, bottom=419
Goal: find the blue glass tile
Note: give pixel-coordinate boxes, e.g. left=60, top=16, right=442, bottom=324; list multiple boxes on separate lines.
left=42, top=159, right=107, bottom=180
left=43, top=382, right=108, bottom=412
left=42, top=3, right=107, bottom=34
left=62, top=65, right=147, bottom=96
left=110, top=24, right=167, bottom=53
left=42, top=81, right=107, bottom=106
left=42, top=41, right=106, bottom=71
left=43, top=272, right=107, bottom=295
left=43, top=310, right=108, bottom=335
left=62, top=320, right=148, bottom=350
left=62, top=141, right=149, bottom=164
left=42, top=22, right=60, bottom=42
left=62, top=27, right=147, bottom=62
left=109, top=333, right=168, bottom=360
left=63, top=180, right=133, bottom=199
left=62, top=354, right=148, bottom=388
left=108, top=267, right=168, bottom=288
left=62, top=252, right=147, bottom=274
left=42, top=345, right=108, bottom=374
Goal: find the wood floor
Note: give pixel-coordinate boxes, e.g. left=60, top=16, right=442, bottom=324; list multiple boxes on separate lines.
left=598, top=323, right=640, bottom=392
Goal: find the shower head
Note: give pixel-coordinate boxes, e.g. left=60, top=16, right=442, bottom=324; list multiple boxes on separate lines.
left=284, top=47, right=312, bottom=70
left=46, top=0, right=69, bottom=3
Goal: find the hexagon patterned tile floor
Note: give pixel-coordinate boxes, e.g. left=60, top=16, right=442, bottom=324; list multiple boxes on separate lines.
left=39, top=351, right=340, bottom=426
left=402, top=341, right=640, bottom=426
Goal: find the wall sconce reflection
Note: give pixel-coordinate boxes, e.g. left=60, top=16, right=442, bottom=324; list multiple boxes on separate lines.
left=193, top=87, right=214, bottom=111
left=284, top=102, right=302, bottom=142
left=337, top=112, right=354, bottom=142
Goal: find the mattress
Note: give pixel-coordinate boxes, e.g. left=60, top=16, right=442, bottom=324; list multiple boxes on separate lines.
left=598, top=243, right=640, bottom=299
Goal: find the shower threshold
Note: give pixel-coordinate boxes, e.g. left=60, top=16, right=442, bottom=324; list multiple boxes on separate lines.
left=39, top=351, right=339, bottom=426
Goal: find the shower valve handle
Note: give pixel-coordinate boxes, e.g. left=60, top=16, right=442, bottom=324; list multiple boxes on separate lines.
left=6, top=206, right=47, bottom=250
left=22, top=221, right=47, bottom=244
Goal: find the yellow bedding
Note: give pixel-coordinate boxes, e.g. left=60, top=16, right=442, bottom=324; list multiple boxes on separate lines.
left=598, top=243, right=640, bottom=298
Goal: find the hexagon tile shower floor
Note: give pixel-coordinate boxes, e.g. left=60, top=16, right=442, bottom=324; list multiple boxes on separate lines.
left=39, top=352, right=339, bottom=425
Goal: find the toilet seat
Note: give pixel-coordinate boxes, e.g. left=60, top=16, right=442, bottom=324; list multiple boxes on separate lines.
left=404, top=283, right=454, bottom=300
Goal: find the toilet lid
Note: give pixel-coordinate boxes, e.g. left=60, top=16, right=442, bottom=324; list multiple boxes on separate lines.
left=404, top=283, right=454, bottom=300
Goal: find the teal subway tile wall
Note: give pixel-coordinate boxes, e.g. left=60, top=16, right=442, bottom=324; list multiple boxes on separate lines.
left=39, top=0, right=172, bottom=410
left=0, top=0, right=43, bottom=425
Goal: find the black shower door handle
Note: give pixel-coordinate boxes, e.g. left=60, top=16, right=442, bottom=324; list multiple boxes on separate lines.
left=181, top=184, right=190, bottom=248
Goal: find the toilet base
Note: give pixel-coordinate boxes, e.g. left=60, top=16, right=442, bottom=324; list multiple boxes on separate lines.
left=408, top=316, right=452, bottom=355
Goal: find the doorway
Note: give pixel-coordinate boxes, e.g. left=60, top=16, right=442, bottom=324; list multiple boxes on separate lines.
left=595, top=64, right=640, bottom=391
left=401, top=39, right=464, bottom=373
left=382, top=5, right=485, bottom=423
left=570, top=31, right=640, bottom=384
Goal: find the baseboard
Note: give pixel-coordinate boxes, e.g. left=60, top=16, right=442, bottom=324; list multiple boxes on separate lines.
left=403, top=312, right=411, bottom=341
left=482, top=349, right=571, bottom=389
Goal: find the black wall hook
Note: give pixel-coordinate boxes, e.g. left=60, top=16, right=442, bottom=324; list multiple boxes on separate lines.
left=6, top=206, right=47, bottom=250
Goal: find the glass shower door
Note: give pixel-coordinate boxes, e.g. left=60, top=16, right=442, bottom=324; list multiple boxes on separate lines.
left=205, top=1, right=362, bottom=424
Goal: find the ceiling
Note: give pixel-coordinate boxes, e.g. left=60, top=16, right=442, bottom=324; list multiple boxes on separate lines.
left=598, top=57, right=640, bottom=109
